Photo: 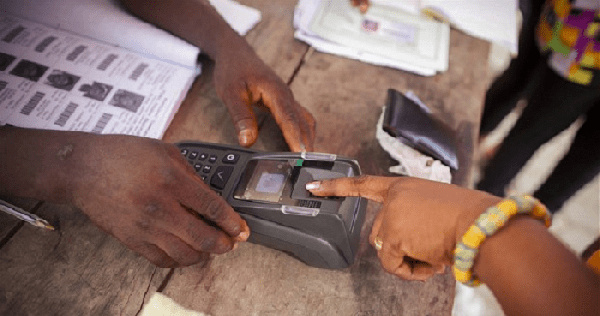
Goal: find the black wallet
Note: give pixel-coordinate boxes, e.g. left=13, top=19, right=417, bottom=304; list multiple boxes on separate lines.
left=382, top=89, right=459, bottom=170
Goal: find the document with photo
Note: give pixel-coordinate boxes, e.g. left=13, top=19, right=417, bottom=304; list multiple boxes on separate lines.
left=307, top=0, right=449, bottom=73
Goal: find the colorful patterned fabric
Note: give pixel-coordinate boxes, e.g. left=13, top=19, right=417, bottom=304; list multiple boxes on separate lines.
left=537, top=0, right=600, bottom=86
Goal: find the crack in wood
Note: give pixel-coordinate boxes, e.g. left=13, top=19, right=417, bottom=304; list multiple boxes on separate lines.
left=0, top=222, right=24, bottom=251
left=135, top=268, right=175, bottom=316
left=0, top=201, right=43, bottom=250
left=286, top=47, right=311, bottom=87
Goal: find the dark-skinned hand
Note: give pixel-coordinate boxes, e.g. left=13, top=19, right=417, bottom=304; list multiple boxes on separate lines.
left=213, top=41, right=315, bottom=152
left=67, top=134, right=249, bottom=267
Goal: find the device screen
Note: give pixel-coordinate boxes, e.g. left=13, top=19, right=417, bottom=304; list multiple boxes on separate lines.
left=233, top=159, right=294, bottom=203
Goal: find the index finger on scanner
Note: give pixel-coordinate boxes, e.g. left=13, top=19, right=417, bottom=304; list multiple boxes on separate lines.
left=306, top=175, right=396, bottom=203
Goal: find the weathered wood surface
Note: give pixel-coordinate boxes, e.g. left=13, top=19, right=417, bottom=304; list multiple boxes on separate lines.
left=0, top=0, right=491, bottom=315
left=0, top=203, right=171, bottom=315
left=292, top=30, right=491, bottom=185
left=160, top=1, right=491, bottom=316
left=0, top=197, right=40, bottom=241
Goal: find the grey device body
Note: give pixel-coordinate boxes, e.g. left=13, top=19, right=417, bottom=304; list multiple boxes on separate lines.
left=177, top=142, right=368, bottom=269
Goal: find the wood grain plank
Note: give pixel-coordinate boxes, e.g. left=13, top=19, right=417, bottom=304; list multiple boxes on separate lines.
left=0, top=1, right=492, bottom=314
left=290, top=29, right=492, bottom=186
left=160, top=202, right=455, bottom=315
left=0, top=197, right=41, bottom=241
left=0, top=203, right=170, bottom=315
left=156, top=3, right=491, bottom=316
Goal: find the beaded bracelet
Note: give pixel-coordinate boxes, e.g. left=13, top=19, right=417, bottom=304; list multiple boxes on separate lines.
left=453, top=196, right=552, bottom=286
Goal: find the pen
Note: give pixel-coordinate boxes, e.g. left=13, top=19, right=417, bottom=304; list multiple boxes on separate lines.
left=0, top=199, right=55, bottom=230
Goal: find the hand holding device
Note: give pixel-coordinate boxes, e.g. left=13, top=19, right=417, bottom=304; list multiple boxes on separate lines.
left=308, top=176, right=501, bottom=279
left=177, top=141, right=367, bottom=269
left=70, top=135, right=248, bottom=268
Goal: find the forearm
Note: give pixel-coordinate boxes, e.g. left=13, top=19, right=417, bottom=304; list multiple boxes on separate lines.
left=474, top=217, right=600, bottom=316
left=0, top=126, right=90, bottom=204
left=118, top=0, right=251, bottom=59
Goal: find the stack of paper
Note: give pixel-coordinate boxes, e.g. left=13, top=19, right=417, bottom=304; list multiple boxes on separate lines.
left=294, top=0, right=450, bottom=76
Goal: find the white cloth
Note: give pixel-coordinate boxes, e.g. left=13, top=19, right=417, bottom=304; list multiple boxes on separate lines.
left=375, top=94, right=452, bottom=184
left=140, top=293, right=208, bottom=316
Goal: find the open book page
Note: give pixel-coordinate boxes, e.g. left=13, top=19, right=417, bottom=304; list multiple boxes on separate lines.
left=0, top=0, right=200, bottom=69
left=308, top=0, right=449, bottom=72
left=0, top=13, right=196, bottom=139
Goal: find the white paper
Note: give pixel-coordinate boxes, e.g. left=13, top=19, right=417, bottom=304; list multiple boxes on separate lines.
left=294, top=0, right=448, bottom=76
left=1, top=0, right=264, bottom=68
left=422, top=0, right=518, bottom=54
left=1, top=0, right=200, bottom=69
left=308, top=0, right=449, bottom=72
left=0, top=14, right=196, bottom=139
left=369, top=0, right=518, bottom=54
left=210, top=0, right=262, bottom=36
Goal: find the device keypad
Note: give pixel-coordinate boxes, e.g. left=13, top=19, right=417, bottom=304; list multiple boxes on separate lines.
left=179, top=145, right=242, bottom=194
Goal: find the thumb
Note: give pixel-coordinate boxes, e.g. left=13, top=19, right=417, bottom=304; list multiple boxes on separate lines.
left=219, top=87, right=259, bottom=147
left=306, top=175, right=397, bottom=203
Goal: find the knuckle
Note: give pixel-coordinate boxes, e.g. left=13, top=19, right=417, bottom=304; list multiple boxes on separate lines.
left=205, top=198, right=227, bottom=221
left=135, top=217, right=152, bottom=231
left=199, top=236, right=217, bottom=252
left=186, top=222, right=216, bottom=252
left=158, top=165, right=179, bottom=187
left=169, top=245, right=203, bottom=267
left=212, top=237, right=233, bottom=254
left=142, top=203, right=165, bottom=218
left=352, top=175, right=370, bottom=187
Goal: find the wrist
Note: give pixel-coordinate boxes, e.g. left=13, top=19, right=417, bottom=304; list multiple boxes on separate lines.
left=0, top=127, right=93, bottom=205
left=454, top=195, right=503, bottom=245
left=213, top=32, right=255, bottom=64
left=453, top=196, right=551, bottom=286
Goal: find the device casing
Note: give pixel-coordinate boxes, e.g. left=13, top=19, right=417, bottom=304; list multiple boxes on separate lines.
left=177, top=142, right=367, bottom=269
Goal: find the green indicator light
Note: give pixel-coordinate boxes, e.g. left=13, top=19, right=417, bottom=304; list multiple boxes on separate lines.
left=295, top=159, right=304, bottom=167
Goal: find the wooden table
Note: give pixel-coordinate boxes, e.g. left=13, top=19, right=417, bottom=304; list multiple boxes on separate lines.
left=0, top=1, right=491, bottom=314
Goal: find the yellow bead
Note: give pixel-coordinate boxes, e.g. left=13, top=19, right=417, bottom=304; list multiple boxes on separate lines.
left=497, top=200, right=518, bottom=216
left=453, top=267, right=471, bottom=283
left=462, top=226, right=486, bottom=248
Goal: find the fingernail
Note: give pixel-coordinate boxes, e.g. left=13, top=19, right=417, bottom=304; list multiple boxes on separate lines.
left=238, top=229, right=250, bottom=241
left=306, top=182, right=320, bottom=190
left=238, top=129, right=255, bottom=146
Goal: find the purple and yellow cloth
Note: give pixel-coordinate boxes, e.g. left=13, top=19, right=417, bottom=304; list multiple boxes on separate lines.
left=537, top=0, right=600, bottom=86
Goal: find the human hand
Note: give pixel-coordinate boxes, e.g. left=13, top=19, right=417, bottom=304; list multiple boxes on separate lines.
left=212, top=40, right=315, bottom=152
left=351, top=0, right=370, bottom=13
left=68, top=134, right=249, bottom=267
left=307, top=176, right=501, bottom=280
